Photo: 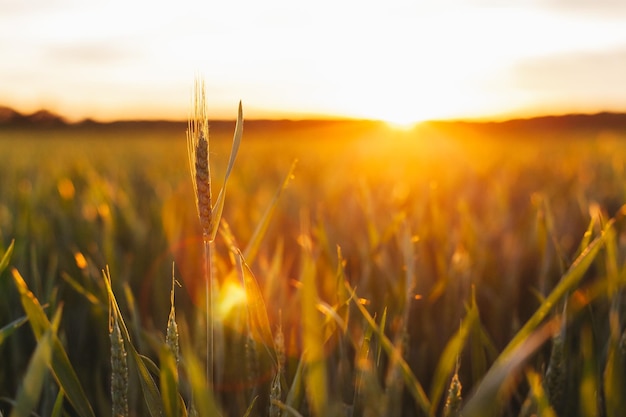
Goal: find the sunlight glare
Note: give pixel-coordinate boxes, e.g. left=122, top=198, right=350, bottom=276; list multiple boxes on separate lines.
left=217, top=279, right=247, bottom=320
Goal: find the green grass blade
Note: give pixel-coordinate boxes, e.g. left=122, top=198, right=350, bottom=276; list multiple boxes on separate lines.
left=354, top=328, right=384, bottom=416
left=301, top=242, right=328, bottom=417
left=334, top=245, right=351, bottom=323
left=285, top=354, right=305, bottom=411
left=354, top=322, right=376, bottom=403
left=525, top=369, right=557, bottom=417
left=210, top=101, right=243, bottom=241
left=12, top=269, right=47, bottom=337
left=241, top=395, right=258, bottom=417
left=50, top=390, right=65, bottom=417
left=10, top=313, right=56, bottom=417
left=270, top=399, right=305, bottom=417
left=60, top=272, right=101, bottom=305
left=0, top=239, right=14, bottom=273
left=429, top=299, right=478, bottom=414
left=182, top=344, right=221, bottom=417
left=0, top=315, right=28, bottom=347
left=316, top=301, right=347, bottom=337
left=577, top=212, right=598, bottom=257
left=376, top=307, right=387, bottom=368
left=604, top=227, right=620, bottom=298
left=224, top=100, right=243, bottom=182
left=347, top=283, right=432, bottom=416
left=468, top=288, right=490, bottom=386
left=603, top=306, right=626, bottom=417
left=12, top=268, right=95, bottom=417
left=160, top=346, right=180, bottom=417
left=243, top=159, right=297, bottom=264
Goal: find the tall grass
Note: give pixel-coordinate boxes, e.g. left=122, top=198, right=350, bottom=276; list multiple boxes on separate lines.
left=1, top=95, right=626, bottom=416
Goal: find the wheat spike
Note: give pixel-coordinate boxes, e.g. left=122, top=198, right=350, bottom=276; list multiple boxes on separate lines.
left=544, top=332, right=565, bottom=414
left=166, top=263, right=180, bottom=365
left=110, top=315, right=129, bottom=417
left=443, top=360, right=463, bottom=417
left=187, top=78, right=212, bottom=240
left=545, top=302, right=567, bottom=416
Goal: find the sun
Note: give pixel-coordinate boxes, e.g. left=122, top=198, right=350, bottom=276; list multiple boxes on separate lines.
left=383, top=116, right=419, bottom=131
left=350, top=93, right=433, bottom=131
left=349, top=103, right=426, bottom=131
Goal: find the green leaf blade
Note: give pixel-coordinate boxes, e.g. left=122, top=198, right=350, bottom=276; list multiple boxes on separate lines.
left=0, top=239, right=15, bottom=274
left=12, top=269, right=96, bottom=417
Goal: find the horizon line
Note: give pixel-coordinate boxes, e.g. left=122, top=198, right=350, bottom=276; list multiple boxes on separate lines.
left=2, top=104, right=626, bottom=126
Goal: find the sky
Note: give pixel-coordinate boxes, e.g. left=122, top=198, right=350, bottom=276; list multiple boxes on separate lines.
left=1, top=0, right=626, bottom=123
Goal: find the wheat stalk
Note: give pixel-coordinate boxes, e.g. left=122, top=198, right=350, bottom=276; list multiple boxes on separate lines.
left=187, top=78, right=216, bottom=390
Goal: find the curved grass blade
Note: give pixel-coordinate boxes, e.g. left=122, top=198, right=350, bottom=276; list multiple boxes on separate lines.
left=285, top=354, right=305, bottom=411
left=0, top=239, right=14, bottom=273
left=210, top=101, right=243, bottom=241
left=61, top=272, right=100, bottom=305
left=11, top=268, right=95, bottom=417
left=576, top=212, right=598, bottom=257
left=376, top=307, right=387, bottom=368
left=241, top=395, right=259, bottom=417
left=10, top=307, right=61, bottom=417
left=526, top=369, right=557, bottom=417
left=270, top=399, right=306, bottom=417
left=50, top=390, right=65, bottom=417
left=0, top=315, right=28, bottom=347
left=301, top=235, right=328, bottom=417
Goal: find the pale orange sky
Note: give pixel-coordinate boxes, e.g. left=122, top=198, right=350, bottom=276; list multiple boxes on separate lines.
left=1, top=1, right=626, bottom=123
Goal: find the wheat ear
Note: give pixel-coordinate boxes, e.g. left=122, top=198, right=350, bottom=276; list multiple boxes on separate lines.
left=187, top=78, right=212, bottom=240
left=443, top=361, right=463, bottom=417
left=166, top=263, right=180, bottom=366
left=109, top=308, right=129, bottom=417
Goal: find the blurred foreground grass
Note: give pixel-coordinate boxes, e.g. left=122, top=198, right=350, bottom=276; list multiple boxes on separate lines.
left=0, top=120, right=625, bottom=416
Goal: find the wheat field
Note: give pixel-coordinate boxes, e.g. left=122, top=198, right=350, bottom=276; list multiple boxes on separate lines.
left=0, top=109, right=625, bottom=417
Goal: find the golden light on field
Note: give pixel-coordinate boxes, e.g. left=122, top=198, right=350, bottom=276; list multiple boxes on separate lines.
left=1, top=1, right=625, bottom=121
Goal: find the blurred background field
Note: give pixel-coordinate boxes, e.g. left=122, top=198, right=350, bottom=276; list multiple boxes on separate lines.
left=1, top=119, right=626, bottom=416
